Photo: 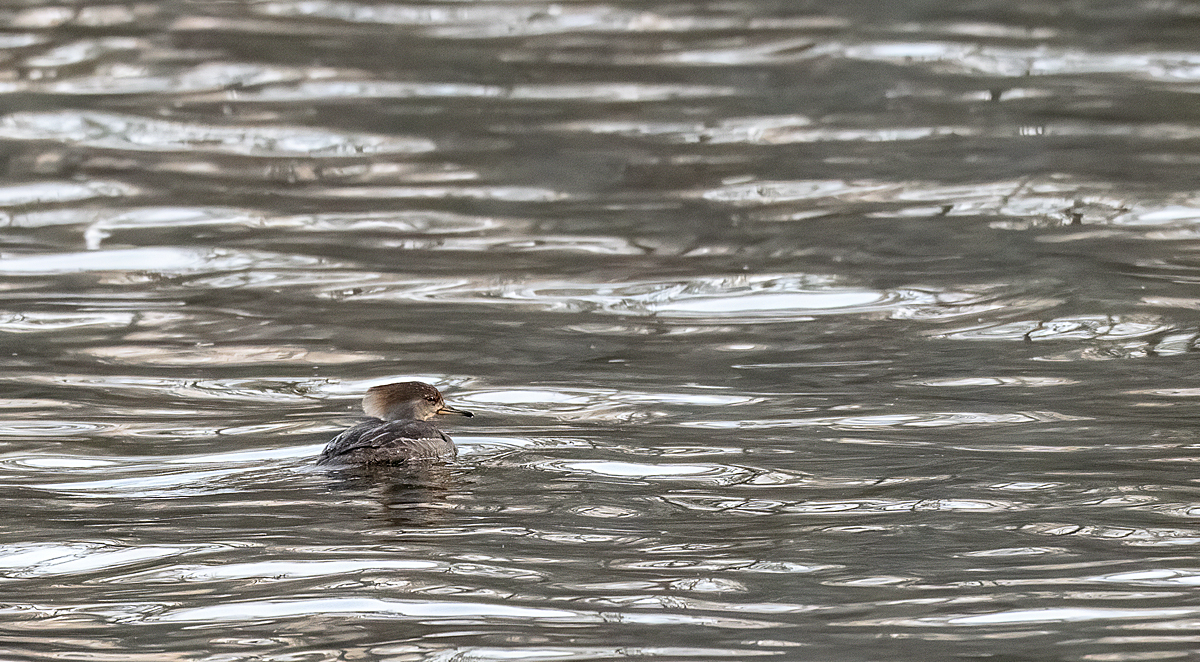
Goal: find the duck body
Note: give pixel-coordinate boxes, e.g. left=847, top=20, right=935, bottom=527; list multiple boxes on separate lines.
left=317, top=381, right=472, bottom=466
left=318, top=418, right=455, bottom=465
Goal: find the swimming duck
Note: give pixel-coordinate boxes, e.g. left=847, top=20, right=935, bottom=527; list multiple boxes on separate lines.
left=318, top=381, right=473, bottom=465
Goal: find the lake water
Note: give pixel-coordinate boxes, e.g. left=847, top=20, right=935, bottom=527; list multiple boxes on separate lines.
left=3, top=1, right=1200, bottom=660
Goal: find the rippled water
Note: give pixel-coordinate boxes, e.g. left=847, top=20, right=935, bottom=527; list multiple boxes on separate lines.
left=3, top=1, right=1200, bottom=660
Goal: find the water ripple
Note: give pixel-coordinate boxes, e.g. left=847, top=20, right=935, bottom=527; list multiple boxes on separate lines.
left=681, top=410, right=1087, bottom=430
left=15, top=62, right=322, bottom=96
left=842, top=41, right=1200, bottom=81
left=6, top=5, right=152, bottom=28
left=1022, top=523, right=1200, bottom=546
left=1092, top=570, right=1200, bottom=587
left=0, top=180, right=136, bottom=209
left=0, top=247, right=329, bottom=275
left=34, top=467, right=260, bottom=497
left=20, top=375, right=339, bottom=402
left=150, top=595, right=785, bottom=630
left=458, top=387, right=758, bottom=422
left=113, top=558, right=443, bottom=583
left=540, top=459, right=760, bottom=485
left=0, top=311, right=140, bottom=333
left=908, top=376, right=1079, bottom=387
left=937, top=315, right=1171, bottom=343
left=418, top=647, right=778, bottom=661
left=568, top=118, right=971, bottom=144
left=689, top=176, right=1178, bottom=231
left=0, top=542, right=218, bottom=579
left=663, top=495, right=1020, bottom=515
left=323, top=274, right=997, bottom=321
left=609, top=558, right=836, bottom=575
left=194, top=79, right=738, bottom=103
left=253, top=1, right=811, bottom=40
left=156, top=597, right=583, bottom=623
left=891, top=606, right=1200, bottom=627
left=0, top=110, right=435, bottom=156
left=0, top=420, right=113, bottom=437
left=15, top=206, right=500, bottom=233
left=0, top=33, right=48, bottom=48
left=81, top=345, right=380, bottom=367
left=17, top=207, right=608, bottom=253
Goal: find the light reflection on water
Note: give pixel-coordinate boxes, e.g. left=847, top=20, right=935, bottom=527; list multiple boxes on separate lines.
left=2, top=0, right=1200, bottom=660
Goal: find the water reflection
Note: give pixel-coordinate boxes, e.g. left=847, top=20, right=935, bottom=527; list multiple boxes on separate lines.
left=324, top=462, right=460, bottom=527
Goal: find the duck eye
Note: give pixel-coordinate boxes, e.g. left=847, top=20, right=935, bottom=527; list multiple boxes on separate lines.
left=425, top=396, right=438, bottom=402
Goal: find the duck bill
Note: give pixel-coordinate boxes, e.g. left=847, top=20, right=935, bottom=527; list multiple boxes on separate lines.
left=437, top=404, right=473, bottom=418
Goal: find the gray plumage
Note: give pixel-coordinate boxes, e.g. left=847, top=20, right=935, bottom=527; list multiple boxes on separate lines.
left=318, top=418, right=455, bottom=465
left=317, top=381, right=472, bottom=466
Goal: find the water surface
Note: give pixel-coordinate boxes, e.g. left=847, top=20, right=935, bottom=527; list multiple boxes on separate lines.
left=2, top=1, right=1200, bottom=660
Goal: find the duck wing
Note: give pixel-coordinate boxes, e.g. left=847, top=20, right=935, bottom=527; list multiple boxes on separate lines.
left=317, top=418, right=456, bottom=465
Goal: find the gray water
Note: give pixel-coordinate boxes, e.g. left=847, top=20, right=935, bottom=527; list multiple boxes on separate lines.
left=3, top=1, right=1200, bottom=660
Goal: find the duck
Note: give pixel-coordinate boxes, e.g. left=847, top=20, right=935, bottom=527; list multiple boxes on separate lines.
left=317, top=381, right=473, bottom=465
